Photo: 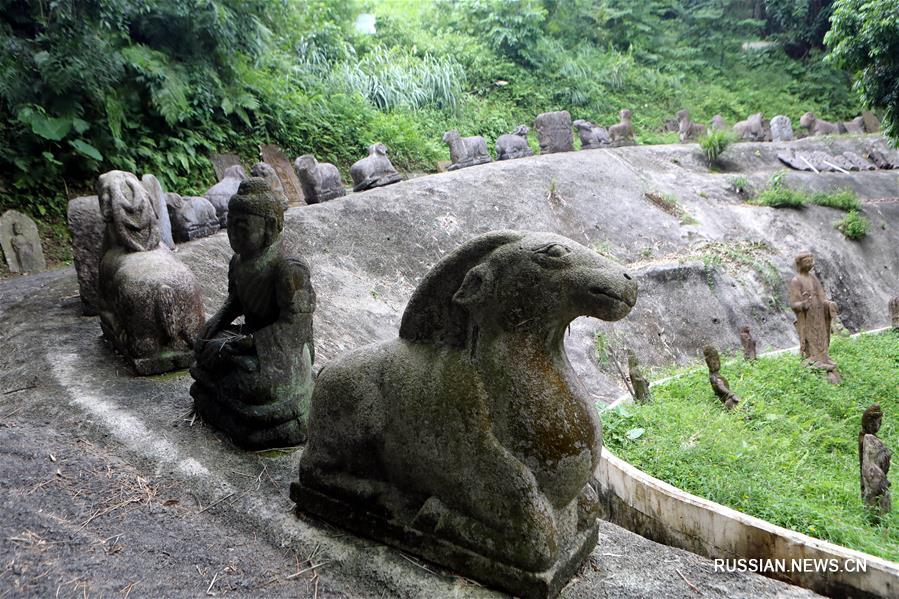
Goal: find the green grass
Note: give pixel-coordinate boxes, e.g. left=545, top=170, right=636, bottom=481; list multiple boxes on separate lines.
left=753, top=186, right=808, bottom=208
left=602, top=332, right=899, bottom=561
left=698, top=129, right=736, bottom=165
left=835, top=210, right=870, bottom=240
left=811, top=189, right=861, bottom=211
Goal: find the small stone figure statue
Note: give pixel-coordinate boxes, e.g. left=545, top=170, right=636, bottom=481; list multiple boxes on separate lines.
left=739, top=326, right=757, bottom=361
left=609, top=109, right=634, bottom=145
left=704, top=345, right=740, bottom=410
left=191, top=177, right=316, bottom=450
left=799, top=112, right=840, bottom=137
left=442, top=130, right=492, bottom=170
left=627, top=349, right=651, bottom=404
left=573, top=119, right=611, bottom=149
left=676, top=110, right=705, bottom=143
left=350, top=143, right=403, bottom=192
left=534, top=110, right=574, bottom=153
left=889, top=295, right=899, bottom=330
left=495, top=125, right=533, bottom=160
left=96, top=170, right=205, bottom=374
left=859, top=405, right=891, bottom=514
left=10, top=223, right=37, bottom=271
left=0, top=210, right=46, bottom=273
left=293, top=155, right=346, bottom=204
left=788, top=251, right=841, bottom=384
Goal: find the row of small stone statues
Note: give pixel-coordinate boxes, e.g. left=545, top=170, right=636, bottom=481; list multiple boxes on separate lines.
left=74, top=167, right=640, bottom=597
left=671, top=109, right=881, bottom=143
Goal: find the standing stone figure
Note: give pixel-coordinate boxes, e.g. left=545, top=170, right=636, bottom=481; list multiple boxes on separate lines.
left=739, top=326, right=758, bottom=361
left=573, top=119, right=611, bottom=149
left=96, top=171, right=205, bottom=375
left=704, top=345, right=740, bottom=410
left=191, top=177, right=316, bottom=450
left=350, top=143, right=403, bottom=192
left=859, top=405, right=891, bottom=514
left=0, top=210, right=46, bottom=273
left=67, top=196, right=104, bottom=315
left=609, top=109, right=635, bottom=145
left=676, top=109, right=705, bottom=143
left=292, top=230, right=637, bottom=598
left=293, top=155, right=346, bottom=204
left=627, top=349, right=651, bottom=404
left=534, top=110, right=574, bottom=154
left=205, top=164, right=247, bottom=227
left=769, top=115, right=794, bottom=142
left=799, top=112, right=840, bottom=137
left=788, top=251, right=841, bottom=384
left=495, top=125, right=533, bottom=160
left=442, top=130, right=492, bottom=170
left=889, top=295, right=899, bottom=330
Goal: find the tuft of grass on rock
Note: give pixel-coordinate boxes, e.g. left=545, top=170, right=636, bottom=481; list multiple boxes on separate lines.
left=602, top=332, right=899, bottom=561
left=811, top=189, right=861, bottom=211
left=834, top=210, right=869, bottom=240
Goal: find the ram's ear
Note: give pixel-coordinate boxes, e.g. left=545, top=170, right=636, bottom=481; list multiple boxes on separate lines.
left=453, top=263, right=493, bottom=306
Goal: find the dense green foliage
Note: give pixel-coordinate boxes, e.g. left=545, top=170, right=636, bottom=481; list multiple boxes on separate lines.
left=602, top=332, right=899, bottom=560
left=698, top=129, right=736, bottom=165
left=826, top=0, right=899, bottom=141
left=0, top=0, right=865, bottom=223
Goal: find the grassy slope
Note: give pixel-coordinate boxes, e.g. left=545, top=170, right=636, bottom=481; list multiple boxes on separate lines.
left=602, top=332, right=899, bottom=561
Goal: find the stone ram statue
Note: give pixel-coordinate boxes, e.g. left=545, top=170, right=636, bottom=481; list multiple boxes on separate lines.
left=165, top=193, right=220, bottom=243
left=292, top=230, right=638, bottom=598
left=608, top=109, right=634, bottom=145
left=733, top=112, right=767, bottom=141
left=799, top=112, right=840, bottom=137
left=293, top=154, right=346, bottom=204
left=350, top=143, right=403, bottom=192
left=204, top=164, right=246, bottom=227
left=495, top=125, right=533, bottom=160
left=573, top=119, right=611, bottom=149
left=96, top=171, right=205, bottom=375
left=443, top=130, right=492, bottom=170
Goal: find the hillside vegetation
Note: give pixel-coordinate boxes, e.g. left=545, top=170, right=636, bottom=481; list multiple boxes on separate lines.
left=0, top=1, right=865, bottom=222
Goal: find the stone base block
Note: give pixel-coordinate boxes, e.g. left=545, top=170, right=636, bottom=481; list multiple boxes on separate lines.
left=290, top=480, right=598, bottom=599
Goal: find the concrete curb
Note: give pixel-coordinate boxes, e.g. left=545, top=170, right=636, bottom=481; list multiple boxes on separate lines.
left=596, top=327, right=898, bottom=598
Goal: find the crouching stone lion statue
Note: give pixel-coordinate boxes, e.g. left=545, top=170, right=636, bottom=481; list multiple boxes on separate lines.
left=292, top=230, right=638, bottom=598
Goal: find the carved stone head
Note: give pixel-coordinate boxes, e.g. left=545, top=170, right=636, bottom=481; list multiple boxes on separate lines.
left=620, top=109, right=632, bottom=121
left=676, top=109, right=689, bottom=122
left=97, top=170, right=161, bottom=253
left=513, top=125, right=529, bottom=136
left=794, top=250, right=814, bottom=273
left=862, top=404, right=883, bottom=435
left=703, top=345, right=721, bottom=373
left=799, top=112, right=816, bottom=128
left=227, top=177, right=284, bottom=257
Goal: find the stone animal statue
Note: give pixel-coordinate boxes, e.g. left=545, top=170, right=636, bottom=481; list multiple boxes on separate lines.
left=609, top=109, right=634, bottom=145
left=495, top=125, right=533, bottom=161
left=350, top=143, right=403, bottom=192
left=96, top=170, right=204, bottom=375
left=533, top=110, right=574, bottom=154
left=250, top=162, right=289, bottom=210
left=840, top=116, right=866, bottom=135
left=573, top=119, right=611, bottom=149
left=739, top=326, right=757, bottom=361
left=166, top=193, right=220, bottom=243
left=799, top=112, right=840, bottom=137
left=191, top=178, right=316, bottom=449
left=733, top=113, right=767, bottom=141
left=890, top=295, right=899, bottom=330
left=140, top=174, right=175, bottom=249
left=204, top=164, right=246, bottom=227
left=293, top=155, right=345, bottom=204
left=710, top=115, right=728, bottom=131
left=293, top=230, right=638, bottom=598
left=443, top=130, right=492, bottom=170
left=676, top=110, right=705, bottom=143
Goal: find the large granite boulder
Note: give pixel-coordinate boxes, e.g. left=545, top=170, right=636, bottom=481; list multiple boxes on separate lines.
left=292, top=230, right=638, bottom=599
left=534, top=111, right=574, bottom=154
left=205, top=164, right=246, bottom=227
left=67, top=196, right=105, bottom=315
left=96, top=170, right=205, bottom=375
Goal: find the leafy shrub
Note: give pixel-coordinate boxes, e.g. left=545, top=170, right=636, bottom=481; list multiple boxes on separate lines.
left=834, top=210, right=869, bottom=240
left=699, top=129, right=736, bottom=164
left=810, top=189, right=860, bottom=211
